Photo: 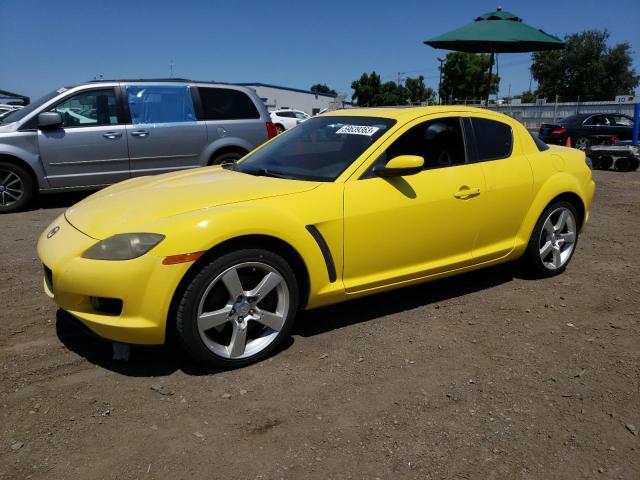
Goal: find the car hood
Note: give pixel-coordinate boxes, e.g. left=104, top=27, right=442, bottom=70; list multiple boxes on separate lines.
left=65, top=166, right=320, bottom=239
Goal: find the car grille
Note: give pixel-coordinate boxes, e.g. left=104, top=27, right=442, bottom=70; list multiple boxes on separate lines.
left=43, top=265, right=53, bottom=292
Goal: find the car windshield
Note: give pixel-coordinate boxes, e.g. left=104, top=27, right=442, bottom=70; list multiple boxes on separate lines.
left=0, top=89, right=64, bottom=124
left=229, top=116, right=396, bottom=182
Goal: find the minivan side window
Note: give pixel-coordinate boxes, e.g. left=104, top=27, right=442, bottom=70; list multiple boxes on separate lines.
left=197, top=87, right=260, bottom=120
left=471, top=118, right=513, bottom=161
left=126, top=85, right=196, bottom=125
left=50, top=89, right=119, bottom=128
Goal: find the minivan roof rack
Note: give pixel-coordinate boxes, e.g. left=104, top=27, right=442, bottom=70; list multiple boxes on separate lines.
left=87, top=78, right=194, bottom=83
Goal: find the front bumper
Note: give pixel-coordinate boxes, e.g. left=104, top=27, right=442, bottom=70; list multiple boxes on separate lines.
left=37, top=215, right=191, bottom=345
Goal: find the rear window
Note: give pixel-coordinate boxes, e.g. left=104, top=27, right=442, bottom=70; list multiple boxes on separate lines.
left=198, top=87, right=260, bottom=120
left=471, top=118, right=513, bottom=161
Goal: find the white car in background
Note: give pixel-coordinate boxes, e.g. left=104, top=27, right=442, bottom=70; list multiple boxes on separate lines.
left=270, top=109, right=310, bottom=133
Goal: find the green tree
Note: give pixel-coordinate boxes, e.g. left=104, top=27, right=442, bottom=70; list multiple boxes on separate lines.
left=439, top=52, right=499, bottom=103
left=531, top=29, right=638, bottom=101
left=310, top=83, right=337, bottom=95
left=404, top=75, right=436, bottom=105
left=518, top=90, right=537, bottom=103
left=351, top=72, right=409, bottom=106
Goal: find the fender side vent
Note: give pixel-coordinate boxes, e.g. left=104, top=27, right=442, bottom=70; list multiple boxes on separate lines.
left=305, top=225, right=337, bottom=283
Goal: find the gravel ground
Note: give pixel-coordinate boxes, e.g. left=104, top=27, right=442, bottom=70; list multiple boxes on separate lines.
left=0, top=170, right=638, bottom=480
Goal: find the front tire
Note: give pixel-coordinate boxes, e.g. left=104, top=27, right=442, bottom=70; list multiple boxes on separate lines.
left=522, top=201, right=579, bottom=277
left=0, top=161, right=34, bottom=213
left=175, top=249, right=300, bottom=368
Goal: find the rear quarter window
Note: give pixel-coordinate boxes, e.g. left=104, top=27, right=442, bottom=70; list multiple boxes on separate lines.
left=471, top=118, right=513, bottom=161
left=198, top=87, right=260, bottom=120
left=530, top=132, right=550, bottom=151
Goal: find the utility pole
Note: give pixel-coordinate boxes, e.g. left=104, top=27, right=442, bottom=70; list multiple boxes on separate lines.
left=437, top=57, right=445, bottom=104
left=397, top=72, right=406, bottom=86
left=170, top=59, right=174, bottom=78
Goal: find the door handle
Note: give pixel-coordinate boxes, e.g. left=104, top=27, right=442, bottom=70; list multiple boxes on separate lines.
left=102, top=132, right=122, bottom=139
left=454, top=186, right=481, bottom=199
left=130, top=129, right=150, bottom=138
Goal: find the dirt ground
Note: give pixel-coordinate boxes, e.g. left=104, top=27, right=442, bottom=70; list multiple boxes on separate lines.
left=0, top=170, right=638, bottom=480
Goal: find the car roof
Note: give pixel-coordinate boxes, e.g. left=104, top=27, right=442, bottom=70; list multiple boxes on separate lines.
left=322, top=106, right=515, bottom=122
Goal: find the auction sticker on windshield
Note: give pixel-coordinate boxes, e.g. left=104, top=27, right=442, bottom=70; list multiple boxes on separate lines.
left=336, top=125, right=380, bottom=136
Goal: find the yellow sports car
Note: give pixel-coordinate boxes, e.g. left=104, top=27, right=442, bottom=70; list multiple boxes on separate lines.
left=38, top=107, right=595, bottom=367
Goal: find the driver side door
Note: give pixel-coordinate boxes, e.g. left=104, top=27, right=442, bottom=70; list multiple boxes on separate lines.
left=37, top=87, right=130, bottom=188
left=343, top=115, right=486, bottom=293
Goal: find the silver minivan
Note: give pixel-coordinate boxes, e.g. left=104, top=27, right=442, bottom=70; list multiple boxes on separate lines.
left=0, top=79, right=277, bottom=212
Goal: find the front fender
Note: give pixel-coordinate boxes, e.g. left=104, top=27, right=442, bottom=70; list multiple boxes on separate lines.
left=0, top=139, right=49, bottom=189
left=145, top=202, right=344, bottom=309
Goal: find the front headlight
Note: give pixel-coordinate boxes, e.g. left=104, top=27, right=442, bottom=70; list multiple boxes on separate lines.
left=82, top=233, right=165, bottom=260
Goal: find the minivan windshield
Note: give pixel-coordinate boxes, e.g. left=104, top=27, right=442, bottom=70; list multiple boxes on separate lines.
left=0, top=89, right=64, bottom=124
left=228, top=116, right=396, bottom=181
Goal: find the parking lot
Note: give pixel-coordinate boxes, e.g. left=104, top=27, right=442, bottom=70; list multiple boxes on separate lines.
left=0, top=170, right=638, bottom=479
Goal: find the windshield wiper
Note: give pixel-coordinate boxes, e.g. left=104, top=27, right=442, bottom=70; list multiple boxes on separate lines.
left=235, top=167, right=297, bottom=180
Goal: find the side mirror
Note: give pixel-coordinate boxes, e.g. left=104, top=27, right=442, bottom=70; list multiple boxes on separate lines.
left=38, top=112, right=63, bottom=129
left=374, top=155, right=424, bottom=177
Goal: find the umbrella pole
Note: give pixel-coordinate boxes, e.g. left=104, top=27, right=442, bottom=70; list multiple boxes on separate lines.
left=485, top=52, right=494, bottom=105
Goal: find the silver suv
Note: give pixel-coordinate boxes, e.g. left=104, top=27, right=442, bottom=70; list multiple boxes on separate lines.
left=0, top=79, right=277, bottom=212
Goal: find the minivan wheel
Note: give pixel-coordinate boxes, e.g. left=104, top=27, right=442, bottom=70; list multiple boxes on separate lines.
left=522, top=201, right=579, bottom=277
left=175, top=249, right=300, bottom=368
left=0, top=162, right=34, bottom=213
left=209, top=151, right=246, bottom=166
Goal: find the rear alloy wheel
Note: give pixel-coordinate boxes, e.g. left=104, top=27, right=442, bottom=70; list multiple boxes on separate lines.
left=523, top=201, right=579, bottom=276
left=574, top=136, right=590, bottom=151
left=275, top=124, right=285, bottom=134
left=0, top=162, right=34, bottom=213
left=176, top=249, right=299, bottom=368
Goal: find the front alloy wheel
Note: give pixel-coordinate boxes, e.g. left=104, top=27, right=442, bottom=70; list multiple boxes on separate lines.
left=176, top=249, right=299, bottom=368
left=0, top=162, right=34, bottom=213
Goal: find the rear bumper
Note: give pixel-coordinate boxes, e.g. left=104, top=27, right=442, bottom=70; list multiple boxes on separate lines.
left=37, top=215, right=191, bottom=345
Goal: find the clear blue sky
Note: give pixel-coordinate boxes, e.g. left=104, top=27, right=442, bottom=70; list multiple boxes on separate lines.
left=1, top=0, right=639, bottom=101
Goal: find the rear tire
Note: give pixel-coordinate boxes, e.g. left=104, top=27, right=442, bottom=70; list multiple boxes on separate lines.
left=614, top=157, right=639, bottom=172
left=0, top=161, right=34, bottom=213
left=599, top=156, right=613, bottom=170
left=175, top=249, right=300, bottom=368
left=574, top=136, right=590, bottom=151
left=209, top=150, right=246, bottom=166
left=522, top=201, right=579, bottom=277
left=275, top=124, right=285, bottom=134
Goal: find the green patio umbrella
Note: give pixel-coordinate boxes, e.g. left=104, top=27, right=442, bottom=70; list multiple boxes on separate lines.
left=424, top=7, right=564, bottom=101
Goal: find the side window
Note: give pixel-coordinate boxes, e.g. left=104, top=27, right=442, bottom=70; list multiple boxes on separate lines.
left=50, top=89, right=118, bottom=128
left=277, top=111, right=292, bottom=118
left=584, top=115, right=609, bottom=126
left=294, top=111, right=308, bottom=119
left=613, top=115, right=633, bottom=127
left=126, top=85, right=196, bottom=125
left=197, top=87, right=260, bottom=120
left=382, top=117, right=466, bottom=170
left=471, top=118, right=513, bottom=161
